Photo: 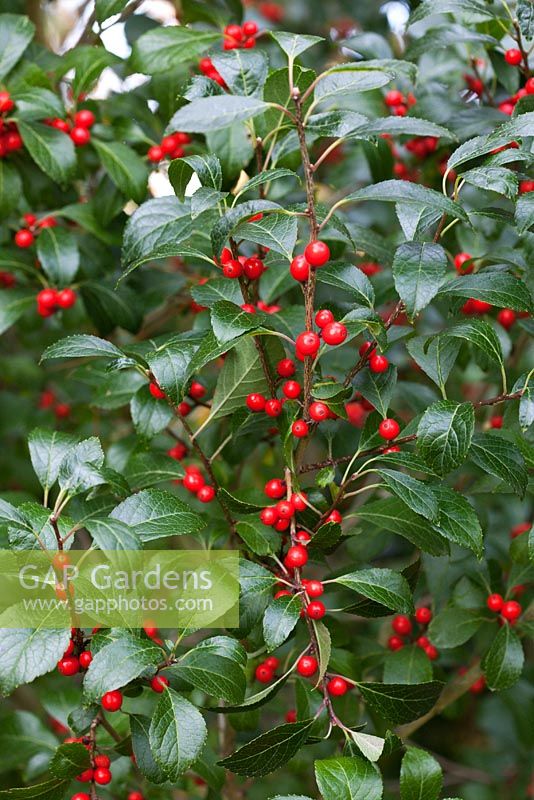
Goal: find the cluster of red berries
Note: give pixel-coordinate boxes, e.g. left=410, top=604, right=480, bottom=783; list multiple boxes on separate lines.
left=0, top=92, right=24, bottom=158
left=255, top=654, right=280, bottom=683
left=44, top=108, right=95, bottom=147
left=149, top=378, right=207, bottom=418
left=14, top=212, right=58, bottom=249
left=289, top=239, right=331, bottom=282
left=167, top=440, right=188, bottom=461
left=36, top=287, right=77, bottom=317
left=38, top=389, right=71, bottom=419
left=486, top=593, right=522, bottom=623
left=404, top=136, right=439, bottom=160
left=57, top=634, right=92, bottom=677
left=73, top=753, right=113, bottom=788
left=383, top=88, right=417, bottom=117
left=359, top=340, right=391, bottom=374
left=199, top=57, right=226, bottom=86
left=182, top=464, right=216, bottom=504
left=223, top=21, right=259, bottom=49
left=219, top=246, right=267, bottom=280
left=147, top=131, right=191, bottom=163
left=387, top=608, right=437, bottom=659
left=498, top=71, right=534, bottom=115
left=260, top=483, right=308, bottom=531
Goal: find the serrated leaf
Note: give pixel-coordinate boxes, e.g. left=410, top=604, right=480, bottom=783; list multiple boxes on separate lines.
left=131, top=715, right=167, bottom=784
left=263, top=595, right=302, bottom=651
left=149, top=688, right=207, bottom=780
left=42, top=334, right=124, bottom=361
left=428, top=607, right=484, bottom=648
left=417, top=400, right=475, bottom=476
left=211, top=301, right=265, bottom=345
left=0, top=160, right=22, bottom=217
left=400, top=747, right=443, bottom=800
left=315, top=755, right=383, bottom=800
left=85, top=517, right=141, bottom=550
left=36, top=227, right=79, bottom=286
left=49, top=743, right=90, bottom=779
left=352, top=364, right=396, bottom=418
left=171, top=649, right=246, bottom=704
left=0, top=14, right=35, bottom=80
left=110, top=488, right=204, bottom=541
left=18, top=122, right=76, bottom=186
left=335, top=568, right=414, bottom=613
left=95, top=0, right=127, bottom=23
left=406, top=335, right=460, bottom=392
left=356, top=497, right=449, bottom=556
left=430, top=485, right=483, bottom=557
left=482, top=624, right=524, bottom=690
left=270, top=31, right=324, bottom=58
left=348, top=731, right=386, bottom=763
left=236, top=518, right=279, bottom=556
left=461, top=166, right=518, bottom=198
left=83, top=632, right=162, bottom=701
left=218, top=720, right=314, bottom=777
left=28, top=428, right=78, bottom=493
left=339, top=180, right=468, bottom=222
left=438, top=272, right=533, bottom=313
left=211, top=50, right=268, bottom=96
left=356, top=681, right=443, bottom=724
left=167, top=95, right=269, bottom=133
left=392, top=242, right=447, bottom=317
left=92, top=139, right=148, bottom=204
left=236, top=212, right=298, bottom=260
left=0, top=626, right=70, bottom=696
left=131, top=27, right=219, bottom=73
left=383, top=646, right=433, bottom=685
left=208, top=337, right=273, bottom=422
left=380, top=469, right=439, bottom=521
left=316, top=264, right=374, bottom=307
left=470, top=433, right=527, bottom=497
left=168, top=154, right=222, bottom=200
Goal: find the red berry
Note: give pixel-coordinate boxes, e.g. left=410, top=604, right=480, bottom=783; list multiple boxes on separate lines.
left=497, top=308, right=516, bottom=329
left=37, top=216, right=57, bottom=229
left=416, top=636, right=429, bottom=648
left=501, top=600, right=522, bottom=621
left=309, top=401, right=329, bottom=422
left=243, top=256, right=264, bottom=279
left=264, top=656, right=279, bottom=670
left=54, top=403, right=71, bottom=419
left=424, top=644, right=439, bottom=660
left=290, top=254, right=310, bottom=281
left=101, top=690, right=122, bottom=712
left=56, top=288, right=77, bottom=309
left=242, top=20, right=258, bottom=36
left=392, top=614, right=412, bottom=635
left=246, top=393, right=266, bottom=412
left=128, top=793, right=144, bottom=800
left=471, top=299, right=492, bottom=314
left=306, top=600, right=326, bottom=619
left=322, top=321, right=347, bottom=346
left=260, top=506, right=278, bottom=526
left=304, top=240, right=330, bottom=267
left=177, top=402, right=192, bottom=418
left=490, top=415, right=503, bottom=429
left=526, top=77, right=534, bottom=94
left=94, top=767, right=112, bottom=785
left=296, top=655, right=317, bottom=676
left=470, top=676, right=486, bottom=694
left=277, top=358, right=295, bottom=377
left=223, top=259, right=243, bottom=278
left=58, top=656, right=79, bottom=676
left=151, top=675, right=169, bottom=693
left=255, top=663, right=274, bottom=683
left=359, top=261, right=381, bottom=276
left=359, top=341, right=374, bottom=357
left=291, top=492, right=307, bottom=511
left=505, top=48, right=522, bottom=65
left=327, top=676, right=348, bottom=696
left=160, top=134, right=179, bottom=154
left=70, top=126, right=91, bottom=146
left=149, top=382, right=166, bottom=399
left=37, top=289, right=58, bottom=309
left=274, top=589, right=292, bottom=599
left=79, top=651, right=92, bottom=668
left=74, top=110, right=95, bottom=128
left=183, top=471, right=205, bottom=493
left=189, top=381, right=206, bottom=401
left=283, top=380, right=301, bottom=399
left=387, top=635, right=404, bottom=651
left=378, top=418, right=400, bottom=440
left=385, top=90, right=404, bottom=106
left=415, top=607, right=432, bottom=625
left=199, top=57, right=213, bottom=74
left=305, top=580, right=324, bottom=598
left=0, top=91, right=14, bottom=112
left=241, top=303, right=256, bottom=314
left=369, top=354, right=389, bottom=373
left=296, top=331, right=320, bottom=356
left=265, top=478, right=286, bottom=499
left=295, top=530, right=311, bottom=543
left=275, top=518, right=290, bottom=532
left=325, top=509, right=342, bottom=524
left=285, top=709, right=297, bottom=723
left=15, top=229, right=34, bottom=248
left=197, top=485, right=216, bottom=503
left=315, top=309, right=334, bottom=328
left=487, top=593, right=504, bottom=612
left=276, top=500, right=295, bottom=519
left=51, top=118, right=70, bottom=133
left=76, top=770, right=93, bottom=783
left=510, top=521, right=531, bottom=539
left=454, top=253, right=473, bottom=274
left=284, top=544, right=308, bottom=568
left=94, top=755, right=110, bottom=768
left=292, top=419, right=309, bottom=438
left=265, top=398, right=282, bottom=417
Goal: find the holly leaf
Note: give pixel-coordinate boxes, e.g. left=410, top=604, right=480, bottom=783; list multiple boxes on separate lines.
left=470, top=433, right=527, bottom=497
left=314, top=756, right=383, bottom=800
left=392, top=242, right=447, bottom=318
left=36, top=227, right=79, bottom=286
left=149, top=688, right=208, bottom=780
left=417, top=400, right=475, bottom=476
left=110, top=488, right=204, bottom=542
left=167, top=95, right=269, bottom=133
left=400, top=747, right=443, bottom=800
left=482, top=624, right=524, bottom=690
left=18, top=122, right=76, bottom=186
left=218, top=720, right=314, bottom=777
left=334, top=568, right=414, bottom=614
left=0, top=14, right=35, bottom=80
left=92, top=140, right=148, bottom=204
left=428, top=607, right=485, bottom=648
left=355, top=682, right=443, bottom=724
left=83, top=632, right=163, bottom=701
left=263, top=594, right=302, bottom=651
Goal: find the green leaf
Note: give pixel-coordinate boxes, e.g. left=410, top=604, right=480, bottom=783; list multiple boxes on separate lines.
left=316, top=66, right=394, bottom=103
left=339, top=180, right=468, bottom=222
left=470, top=433, right=527, bottom=497
left=438, top=272, right=533, bottom=313
left=131, top=27, right=220, bottom=73
left=125, top=452, right=185, bottom=490
left=383, top=646, right=433, bottom=685
left=236, top=213, right=298, bottom=260
left=171, top=648, right=246, bottom=704
left=131, top=715, right=167, bottom=784
left=270, top=31, right=324, bottom=58
left=515, top=192, right=534, bottom=234
left=210, top=200, right=281, bottom=257
left=130, top=387, right=174, bottom=438
left=0, top=778, right=69, bottom=798
left=0, top=627, right=70, bottom=696
left=28, top=428, right=78, bottom=493
left=36, top=227, right=79, bottom=286
left=348, top=731, right=386, bottom=763
left=392, top=242, right=447, bottom=317
left=356, top=116, right=456, bottom=141
left=95, top=0, right=127, bottom=23
left=110, top=488, right=204, bottom=542
left=409, top=0, right=497, bottom=24
left=218, top=720, right=314, bottom=777
left=446, top=319, right=504, bottom=372
left=168, top=95, right=269, bottom=133
left=41, top=334, right=124, bottom=361
left=83, top=632, right=162, bottom=701
left=461, top=166, right=518, bottom=198
left=0, top=289, right=34, bottom=336
left=81, top=279, right=143, bottom=335
left=66, top=46, right=120, bottom=98
left=208, top=337, right=273, bottom=421
left=417, top=400, right=475, bottom=476
left=145, top=339, right=198, bottom=404
left=0, top=160, right=22, bottom=217
left=400, top=747, right=443, bottom=800
left=49, top=742, right=90, bottom=779
left=18, top=122, right=76, bottom=186
left=149, top=688, right=207, bottom=780
left=85, top=517, right=141, bottom=550
left=263, top=595, right=302, bottom=651
left=168, top=154, right=222, bottom=200
left=518, top=0, right=534, bottom=40
left=447, top=113, right=534, bottom=172
left=236, top=517, right=279, bottom=556
left=211, top=301, right=264, bottom=345
left=406, top=335, right=460, bottom=393
left=356, top=681, right=443, bottom=724
left=356, top=497, right=449, bottom=556
left=334, top=568, right=414, bottom=614
left=316, top=264, right=374, bottom=307
left=211, top=50, right=268, bottom=96
left=482, top=624, right=524, bottom=690
left=0, top=14, right=35, bottom=80
left=92, top=139, right=148, bottom=204
left=191, top=277, right=243, bottom=308
left=58, top=436, right=105, bottom=496
left=235, top=168, right=299, bottom=200
left=11, top=87, right=64, bottom=121
left=380, top=469, right=439, bottom=521
left=430, top=485, right=483, bottom=557
left=315, top=756, right=383, bottom=800
left=428, top=607, right=484, bottom=648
